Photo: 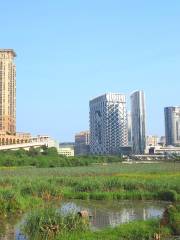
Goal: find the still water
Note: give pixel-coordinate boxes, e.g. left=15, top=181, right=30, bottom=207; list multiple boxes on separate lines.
left=0, top=200, right=169, bottom=240
left=61, top=200, right=168, bottom=230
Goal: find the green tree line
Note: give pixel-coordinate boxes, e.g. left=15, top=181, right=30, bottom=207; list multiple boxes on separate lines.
left=0, top=146, right=123, bottom=168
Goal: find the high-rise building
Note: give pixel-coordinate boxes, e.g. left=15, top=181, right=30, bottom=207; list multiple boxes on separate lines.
left=0, top=49, right=30, bottom=146
left=0, top=49, right=16, bottom=134
left=90, top=93, right=128, bottom=155
left=75, top=131, right=90, bottom=155
left=127, top=112, right=132, bottom=146
left=131, top=91, right=146, bottom=154
left=164, top=107, right=180, bottom=146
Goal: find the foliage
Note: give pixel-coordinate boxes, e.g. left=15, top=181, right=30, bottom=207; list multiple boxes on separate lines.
left=164, top=205, right=180, bottom=235
left=0, top=163, right=180, bottom=239
left=0, top=148, right=123, bottom=167
left=0, top=163, right=180, bottom=214
left=158, top=190, right=178, bottom=202
left=23, top=207, right=89, bottom=240
left=56, top=219, right=170, bottom=240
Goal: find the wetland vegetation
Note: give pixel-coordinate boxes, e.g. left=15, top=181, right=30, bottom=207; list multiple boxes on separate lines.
left=0, top=148, right=180, bottom=239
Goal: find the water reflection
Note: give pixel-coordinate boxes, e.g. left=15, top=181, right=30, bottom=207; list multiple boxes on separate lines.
left=0, top=200, right=169, bottom=239
left=60, top=200, right=168, bottom=229
left=0, top=215, right=19, bottom=240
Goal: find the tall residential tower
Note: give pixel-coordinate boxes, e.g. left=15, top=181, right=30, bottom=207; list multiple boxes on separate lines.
left=131, top=91, right=146, bottom=154
left=164, top=107, right=180, bottom=146
left=90, top=93, right=128, bottom=155
left=0, top=49, right=16, bottom=134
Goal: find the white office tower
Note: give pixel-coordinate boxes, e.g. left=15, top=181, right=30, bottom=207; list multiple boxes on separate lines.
left=164, top=107, right=180, bottom=146
left=90, top=93, right=128, bottom=155
left=131, top=91, right=146, bottom=154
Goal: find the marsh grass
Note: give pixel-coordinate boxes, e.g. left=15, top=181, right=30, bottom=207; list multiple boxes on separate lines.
left=0, top=163, right=180, bottom=214
left=54, top=219, right=171, bottom=240
left=23, top=207, right=89, bottom=240
left=0, top=163, right=180, bottom=239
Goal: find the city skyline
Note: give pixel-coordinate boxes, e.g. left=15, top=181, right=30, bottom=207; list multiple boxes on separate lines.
left=1, top=1, right=180, bottom=141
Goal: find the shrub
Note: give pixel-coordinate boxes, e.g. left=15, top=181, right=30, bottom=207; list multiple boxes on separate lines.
left=158, top=190, right=178, bottom=202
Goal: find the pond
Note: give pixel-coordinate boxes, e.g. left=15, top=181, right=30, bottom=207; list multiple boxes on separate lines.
left=0, top=200, right=170, bottom=240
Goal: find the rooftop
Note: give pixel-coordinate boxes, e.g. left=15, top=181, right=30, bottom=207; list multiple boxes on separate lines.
left=90, top=92, right=126, bottom=102
left=0, top=49, right=16, bottom=57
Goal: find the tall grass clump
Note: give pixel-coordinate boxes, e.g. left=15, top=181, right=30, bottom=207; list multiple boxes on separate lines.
left=161, top=205, right=180, bottom=235
left=20, top=180, right=62, bottom=200
left=0, top=189, right=25, bottom=214
left=23, top=207, right=89, bottom=240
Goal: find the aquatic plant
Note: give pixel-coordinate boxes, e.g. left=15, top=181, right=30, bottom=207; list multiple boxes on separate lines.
left=23, top=207, right=89, bottom=240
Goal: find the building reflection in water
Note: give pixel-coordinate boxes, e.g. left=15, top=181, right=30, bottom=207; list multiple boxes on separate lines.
left=61, top=200, right=166, bottom=230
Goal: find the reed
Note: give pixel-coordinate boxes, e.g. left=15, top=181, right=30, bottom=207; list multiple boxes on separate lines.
left=23, top=207, right=89, bottom=240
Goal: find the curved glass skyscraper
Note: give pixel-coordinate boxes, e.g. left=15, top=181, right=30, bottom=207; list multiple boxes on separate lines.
left=131, top=91, right=146, bottom=154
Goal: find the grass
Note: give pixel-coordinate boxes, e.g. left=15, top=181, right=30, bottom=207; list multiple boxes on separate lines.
left=54, top=219, right=171, bottom=240
left=22, top=208, right=177, bottom=240
left=22, top=205, right=180, bottom=240
left=0, top=162, right=180, bottom=215
left=23, top=207, right=89, bottom=240
left=0, top=162, right=180, bottom=239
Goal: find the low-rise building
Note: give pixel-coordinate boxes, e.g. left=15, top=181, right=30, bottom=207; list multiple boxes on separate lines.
left=148, top=145, right=180, bottom=156
left=0, top=131, right=31, bottom=145
left=58, top=147, right=74, bottom=157
left=0, top=134, right=59, bottom=151
left=146, top=136, right=159, bottom=147
left=30, top=135, right=59, bottom=149
left=158, top=136, right=166, bottom=147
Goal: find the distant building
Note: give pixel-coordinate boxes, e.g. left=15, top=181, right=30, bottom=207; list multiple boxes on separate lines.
left=90, top=93, right=128, bottom=155
left=59, top=142, right=75, bottom=148
left=0, top=135, right=59, bottom=151
left=30, top=135, right=59, bottom=149
left=0, top=49, right=16, bottom=134
left=75, top=131, right=90, bottom=155
left=148, top=145, right=180, bottom=156
left=59, top=147, right=74, bottom=157
left=164, top=107, right=180, bottom=146
left=158, top=136, right=166, bottom=146
left=0, top=49, right=30, bottom=145
left=146, top=136, right=159, bottom=147
left=131, top=91, right=146, bottom=154
left=127, top=112, right=132, bottom=146
left=0, top=131, right=31, bottom=145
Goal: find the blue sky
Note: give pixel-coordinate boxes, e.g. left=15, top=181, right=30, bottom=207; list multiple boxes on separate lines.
left=1, top=0, right=180, bottom=141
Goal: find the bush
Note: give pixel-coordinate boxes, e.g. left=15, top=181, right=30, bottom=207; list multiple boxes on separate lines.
left=158, top=190, right=178, bottom=202
left=0, top=149, right=124, bottom=168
